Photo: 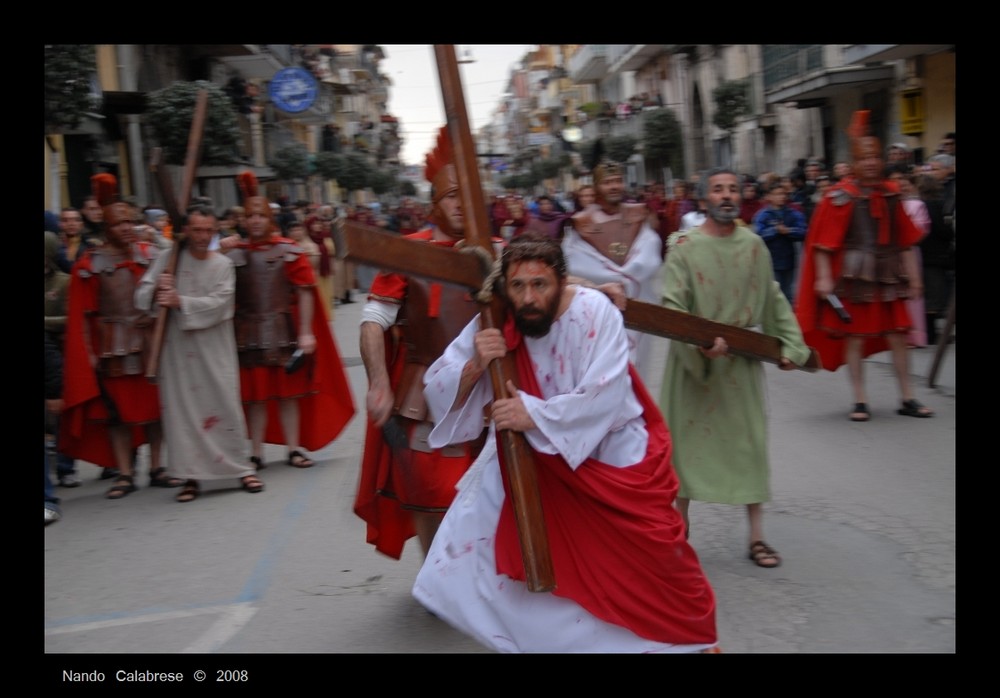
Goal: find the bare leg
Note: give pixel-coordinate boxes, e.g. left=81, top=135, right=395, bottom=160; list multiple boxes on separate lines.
left=413, top=511, right=445, bottom=558
left=248, top=402, right=267, bottom=461
left=280, top=399, right=315, bottom=467
left=145, top=422, right=163, bottom=475
left=845, top=336, right=866, bottom=405
left=747, top=502, right=765, bottom=543
left=747, top=502, right=781, bottom=567
left=278, top=399, right=300, bottom=454
left=108, top=425, right=134, bottom=477
left=105, top=424, right=139, bottom=499
left=886, top=331, right=933, bottom=416
left=885, top=332, right=914, bottom=401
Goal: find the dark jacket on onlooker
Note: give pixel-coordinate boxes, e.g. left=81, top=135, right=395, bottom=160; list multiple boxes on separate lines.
left=752, top=205, right=807, bottom=271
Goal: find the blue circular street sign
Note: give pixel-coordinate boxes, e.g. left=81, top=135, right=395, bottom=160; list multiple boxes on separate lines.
left=269, top=67, right=319, bottom=113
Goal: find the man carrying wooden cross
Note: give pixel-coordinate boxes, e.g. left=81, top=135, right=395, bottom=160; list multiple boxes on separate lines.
left=345, top=46, right=822, bottom=648
left=412, top=234, right=719, bottom=653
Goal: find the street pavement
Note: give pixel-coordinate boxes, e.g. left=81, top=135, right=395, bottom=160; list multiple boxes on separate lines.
left=44, top=284, right=955, bottom=662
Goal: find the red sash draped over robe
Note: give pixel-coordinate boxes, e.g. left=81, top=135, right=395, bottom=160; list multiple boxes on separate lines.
left=494, top=316, right=717, bottom=645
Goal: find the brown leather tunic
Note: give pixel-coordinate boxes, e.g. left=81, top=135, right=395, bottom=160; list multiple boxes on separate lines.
left=835, top=190, right=908, bottom=303
left=392, top=276, right=480, bottom=429
left=85, top=246, right=156, bottom=377
left=228, top=243, right=299, bottom=367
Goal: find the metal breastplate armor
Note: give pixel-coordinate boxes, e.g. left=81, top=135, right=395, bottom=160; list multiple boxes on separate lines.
left=393, top=277, right=481, bottom=453
left=231, top=245, right=297, bottom=367
left=574, top=203, right=646, bottom=263
left=89, top=248, right=154, bottom=377
left=835, top=194, right=906, bottom=303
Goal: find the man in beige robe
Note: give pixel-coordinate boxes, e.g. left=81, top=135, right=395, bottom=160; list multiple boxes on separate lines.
left=135, top=206, right=263, bottom=502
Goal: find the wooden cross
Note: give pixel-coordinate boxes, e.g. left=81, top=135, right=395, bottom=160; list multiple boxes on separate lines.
left=346, top=223, right=820, bottom=372
left=145, top=88, right=209, bottom=381
left=345, top=46, right=820, bottom=592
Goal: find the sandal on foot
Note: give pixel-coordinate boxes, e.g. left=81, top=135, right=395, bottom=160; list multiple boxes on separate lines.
left=148, top=467, right=185, bottom=488
left=250, top=456, right=266, bottom=471
left=749, top=540, right=782, bottom=568
left=286, top=450, right=314, bottom=468
left=176, top=480, right=199, bottom=503
left=849, top=403, right=871, bottom=422
left=898, top=399, right=933, bottom=418
left=241, top=474, right=264, bottom=493
left=105, top=475, right=137, bottom=500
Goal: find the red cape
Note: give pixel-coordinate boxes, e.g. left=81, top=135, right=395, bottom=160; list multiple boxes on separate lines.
left=795, top=179, right=924, bottom=371
left=494, top=317, right=717, bottom=645
left=354, top=330, right=415, bottom=559
left=58, top=246, right=155, bottom=467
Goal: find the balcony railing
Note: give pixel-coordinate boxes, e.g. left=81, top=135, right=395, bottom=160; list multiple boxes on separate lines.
left=578, top=105, right=665, bottom=144
left=568, top=45, right=608, bottom=83
left=761, top=45, right=824, bottom=90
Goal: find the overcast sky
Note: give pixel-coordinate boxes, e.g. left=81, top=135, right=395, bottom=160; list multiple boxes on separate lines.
left=379, top=45, right=533, bottom=167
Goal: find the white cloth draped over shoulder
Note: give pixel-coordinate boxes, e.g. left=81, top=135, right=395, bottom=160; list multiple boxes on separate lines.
left=561, top=208, right=664, bottom=389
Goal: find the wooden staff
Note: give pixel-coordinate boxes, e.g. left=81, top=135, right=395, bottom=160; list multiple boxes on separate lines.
left=434, top=45, right=556, bottom=592
left=145, top=89, right=209, bottom=382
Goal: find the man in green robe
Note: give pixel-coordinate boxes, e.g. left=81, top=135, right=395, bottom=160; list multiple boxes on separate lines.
left=659, top=168, right=811, bottom=569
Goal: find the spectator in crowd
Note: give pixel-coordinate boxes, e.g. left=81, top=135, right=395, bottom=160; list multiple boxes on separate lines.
left=79, top=194, right=104, bottom=245
left=572, top=184, right=596, bottom=213
left=520, top=195, right=570, bottom=241
left=45, top=209, right=60, bottom=234
left=332, top=205, right=356, bottom=305
left=739, top=176, right=764, bottom=230
left=831, top=161, right=852, bottom=183
left=788, top=171, right=814, bottom=221
left=662, top=180, right=688, bottom=239
left=45, top=330, right=64, bottom=525
left=752, top=181, right=807, bottom=303
left=887, top=165, right=931, bottom=347
left=938, top=132, right=955, bottom=158
left=288, top=218, right=321, bottom=271
left=304, top=214, right=335, bottom=321
left=55, top=207, right=86, bottom=273
left=143, top=208, right=172, bottom=250
left=489, top=193, right=510, bottom=238
left=499, top=195, right=530, bottom=239
left=679, top=196, right=707, bottom=231
left=643, top=182, right=671, bottom=259
left=45, top=232, right=78, bottom=488
left=886, top=143, right=912, bottom=168
left=680, top=178, right=700, bottom=216
left=915, top=173, right=955, bottom=346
